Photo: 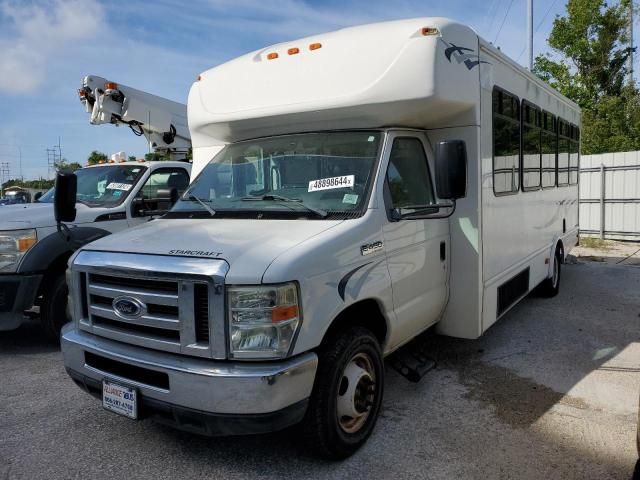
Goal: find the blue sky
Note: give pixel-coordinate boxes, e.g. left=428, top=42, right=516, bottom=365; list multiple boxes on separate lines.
left=0, top=0, right=619, bottom=179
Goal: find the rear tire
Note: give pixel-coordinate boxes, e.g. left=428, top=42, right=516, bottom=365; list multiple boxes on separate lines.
left=40, top=272, right=70, bottom=342
left=540, top=247, right=562, bottom=297
left=303, top=326, right=384, bottom=460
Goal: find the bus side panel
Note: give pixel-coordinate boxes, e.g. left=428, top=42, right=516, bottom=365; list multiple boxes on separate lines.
left=479, top=47, right=580, bottom=332
left=431, top=125, right=483, bottom=339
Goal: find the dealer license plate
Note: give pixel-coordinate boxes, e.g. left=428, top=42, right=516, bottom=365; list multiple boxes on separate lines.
left=102, top=380, right=138, bottom=419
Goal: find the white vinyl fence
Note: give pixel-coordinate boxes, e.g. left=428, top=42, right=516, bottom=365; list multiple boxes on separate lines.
left=580, top=151, right=640, bottom=240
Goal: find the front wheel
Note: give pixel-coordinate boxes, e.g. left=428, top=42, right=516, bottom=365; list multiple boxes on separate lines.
left=40, top=272, right=70, bottom=341
left=303, top=326, right=384, bottom=459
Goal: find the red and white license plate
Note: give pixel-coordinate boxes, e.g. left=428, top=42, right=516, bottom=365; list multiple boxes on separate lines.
left=102, top=380, right=138, bottom=419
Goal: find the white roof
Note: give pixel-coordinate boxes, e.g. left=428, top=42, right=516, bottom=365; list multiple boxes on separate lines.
left=188, top=17, right=480, bottom=146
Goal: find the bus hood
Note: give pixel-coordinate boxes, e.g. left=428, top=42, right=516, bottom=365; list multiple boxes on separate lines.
left=80, top=218, right=344, bottom=283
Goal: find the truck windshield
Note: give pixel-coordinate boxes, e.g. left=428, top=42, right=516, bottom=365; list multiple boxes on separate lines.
left=173, top=131, right=382, bottom=218
left=38, top=165, right=147, bottom=207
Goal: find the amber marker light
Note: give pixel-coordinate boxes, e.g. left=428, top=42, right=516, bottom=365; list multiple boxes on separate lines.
left=288, top=47, right=300, bottom=55
left=421, top=27, right=439, bottom=36
left=271, top=305, right=299, bottom=323
left=267, top=52, right=279, bottom=60
left=309, top=42, right=322, bottom=50
left=104, top=81, right=118, bottom=90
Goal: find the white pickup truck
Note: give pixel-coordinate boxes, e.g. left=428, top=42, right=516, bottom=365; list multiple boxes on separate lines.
left=0, top=160, right=190, bottom=338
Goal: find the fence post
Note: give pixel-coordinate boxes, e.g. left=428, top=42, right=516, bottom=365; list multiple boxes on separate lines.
left=600, top=163, right=605, bottom=240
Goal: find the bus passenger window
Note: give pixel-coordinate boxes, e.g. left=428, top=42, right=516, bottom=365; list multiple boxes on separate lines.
left=493, top=88, right=520, bottom=195
left=522, top=101, right=542, bottom=191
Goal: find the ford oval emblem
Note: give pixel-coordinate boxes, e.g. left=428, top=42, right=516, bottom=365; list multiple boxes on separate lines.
left=112, top=296, right=146, bottom=319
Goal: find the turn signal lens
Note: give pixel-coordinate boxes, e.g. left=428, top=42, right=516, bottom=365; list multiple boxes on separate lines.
left=309, top=42, right=322, bottom=50
left=196, top=74, right=202, bottom=81
left=267, top=52, right=279, bottom=60
left=287, top=47, right=300, bottom=55
left=104, top=81, right=118, bottom=91
left=17, top=237, right=37, bottom=252
left=78, top=88, right=86, bottom=98
left=271, top=305, right=299, bottom=323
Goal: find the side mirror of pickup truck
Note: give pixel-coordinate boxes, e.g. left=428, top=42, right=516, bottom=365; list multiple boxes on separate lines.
left=54, top=172, right=77, bottom=223
left=435, top=140, right=467, bottom=200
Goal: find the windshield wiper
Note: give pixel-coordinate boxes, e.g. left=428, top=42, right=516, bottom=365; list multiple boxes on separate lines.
left=241, top=194, right=328, bottom=218
left=187, top=195, right=216, bottom=217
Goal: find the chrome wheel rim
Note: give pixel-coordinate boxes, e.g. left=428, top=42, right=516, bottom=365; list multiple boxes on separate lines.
left=336, top=352, right=376, bottom=434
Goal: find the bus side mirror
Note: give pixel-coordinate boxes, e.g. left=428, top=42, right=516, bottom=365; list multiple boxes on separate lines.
left=435, top=140, right=467, bottom=200
left=54, top=172, right=77, bottom=223
left=34, top=192, right=43, bottom=202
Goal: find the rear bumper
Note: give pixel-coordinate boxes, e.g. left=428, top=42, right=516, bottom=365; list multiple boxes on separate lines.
left=61, top=325, right=318, bottom=435
left=0, top=273, right=42, bottom=331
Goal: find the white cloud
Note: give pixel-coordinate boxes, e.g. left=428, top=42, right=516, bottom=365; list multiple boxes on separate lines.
left=0, top=0, right=105, bottom=93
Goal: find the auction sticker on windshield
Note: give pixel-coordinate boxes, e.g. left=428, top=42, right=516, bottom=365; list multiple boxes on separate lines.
left=308, top=175, right=354, bottom=192
left=103, top=380, right=137, bottom=419
left=106, top=183, right=133, bottom=191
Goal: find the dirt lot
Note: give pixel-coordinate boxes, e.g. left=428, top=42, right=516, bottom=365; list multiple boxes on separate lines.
left=0, top=258, right=639, bottom=479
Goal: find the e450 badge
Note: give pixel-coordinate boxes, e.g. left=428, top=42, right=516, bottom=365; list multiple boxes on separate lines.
left=361, top=241, right=384, bottom=256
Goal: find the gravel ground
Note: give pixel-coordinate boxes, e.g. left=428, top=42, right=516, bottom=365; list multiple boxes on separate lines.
left=1, top=261, right=639, bottom=480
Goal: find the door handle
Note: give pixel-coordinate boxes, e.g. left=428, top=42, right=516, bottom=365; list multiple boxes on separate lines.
left=440, top=241, right=446, bottom=261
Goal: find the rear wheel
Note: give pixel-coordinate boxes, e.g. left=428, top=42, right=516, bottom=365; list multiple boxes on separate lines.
left=303, top=326, right=384, bottom=459
left=540, top=247, right=562, bottom=297
left=40, top=271, right=70, bottom=341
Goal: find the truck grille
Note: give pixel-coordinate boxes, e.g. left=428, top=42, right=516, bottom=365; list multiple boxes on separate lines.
left=77, top=271, right=211, bottom=357
left=70, top=251, right=228, bottom=359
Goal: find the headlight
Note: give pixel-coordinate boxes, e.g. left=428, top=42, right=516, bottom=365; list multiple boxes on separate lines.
left=228, top=282, right=300, bottom=359
left=0, top=229, right=37, bottom=272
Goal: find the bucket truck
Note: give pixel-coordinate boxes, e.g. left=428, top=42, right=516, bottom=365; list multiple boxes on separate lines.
left=78, top=75, right=192, bottom=163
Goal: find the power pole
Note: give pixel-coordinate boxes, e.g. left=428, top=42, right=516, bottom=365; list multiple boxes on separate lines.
left=0, top=162, right=10, bottom=198
left=46, top=139, right=63, bottom=179
left=18, top=146, right=23, bottom=181
left=527, top=0, right=534, bottom=70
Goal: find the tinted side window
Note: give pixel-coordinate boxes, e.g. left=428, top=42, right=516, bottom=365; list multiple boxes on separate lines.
left=522, top=101, right=541, bottom=191
left=385, top=137, right=435, bottom=213
left=557, top=120, right=570, bottom=186
left=569, top=125, right=579, bottom=185
left=541, top=111, right=557, bottom=188
left=493, top=88, right=520, bottom=194
left=140, top=168, right=190, bottom=199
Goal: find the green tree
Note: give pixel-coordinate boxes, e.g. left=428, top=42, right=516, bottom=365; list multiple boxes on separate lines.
left=54, top=158, right=83, bottom=171
left=87, top=150, right=108, bottom=165
left=533, top=0, right=638, bottom=154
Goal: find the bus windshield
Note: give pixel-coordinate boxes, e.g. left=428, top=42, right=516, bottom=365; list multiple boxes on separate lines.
left=173, top=131, right=382, bottom=219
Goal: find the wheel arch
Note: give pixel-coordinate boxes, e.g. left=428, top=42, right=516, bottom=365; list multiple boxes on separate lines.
left=319, top=298, right=389, bottom=350
left=18, top=227, right=112, bottom=296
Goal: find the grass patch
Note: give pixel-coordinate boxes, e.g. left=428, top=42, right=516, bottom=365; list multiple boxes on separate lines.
left=580, top=237, right=614, bottom=250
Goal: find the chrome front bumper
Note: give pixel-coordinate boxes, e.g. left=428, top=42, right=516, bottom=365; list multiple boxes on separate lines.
left=61, top=325, right=318, bottom=434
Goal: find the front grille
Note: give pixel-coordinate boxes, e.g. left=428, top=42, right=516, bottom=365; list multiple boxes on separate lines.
left=194, top=284, right=209, bottom=343
left=77, top=271, right=213, bottom=358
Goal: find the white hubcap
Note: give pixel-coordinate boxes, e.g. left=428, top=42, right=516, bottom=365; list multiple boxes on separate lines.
left=336, top=353, right=376, bottom=433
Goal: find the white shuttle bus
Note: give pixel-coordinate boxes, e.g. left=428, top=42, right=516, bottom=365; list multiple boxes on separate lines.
left=60, top=18, right=580, bottom=458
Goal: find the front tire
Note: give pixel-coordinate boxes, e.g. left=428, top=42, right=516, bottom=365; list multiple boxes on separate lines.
left=303, top=326, right=384, bottom=459
left=40, top=272, right=70, bottom=341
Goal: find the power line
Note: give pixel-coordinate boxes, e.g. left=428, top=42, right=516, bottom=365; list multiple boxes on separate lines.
left=494, top=0, right=517, bottom=45
left=485, top=0, right=503, bottom=34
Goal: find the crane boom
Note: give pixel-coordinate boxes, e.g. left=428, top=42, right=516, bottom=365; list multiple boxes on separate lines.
left=79, top=75, right=191, bottom=161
